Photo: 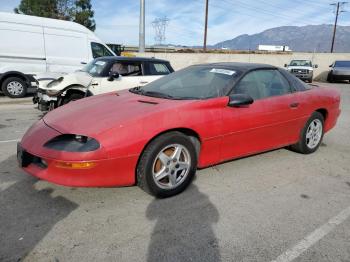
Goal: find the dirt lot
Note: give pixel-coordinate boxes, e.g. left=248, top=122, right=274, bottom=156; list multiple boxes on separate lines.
left=0, top=82, right=349, bottom=262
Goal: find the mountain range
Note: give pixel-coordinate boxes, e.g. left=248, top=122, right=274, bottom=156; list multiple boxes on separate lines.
left=212, top=24, right=350, bottom=52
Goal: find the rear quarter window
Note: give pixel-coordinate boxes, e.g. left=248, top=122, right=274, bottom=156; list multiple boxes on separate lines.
left=279, top=69, right=308, bottom=92
left=146, top=62, right=172, bottom=75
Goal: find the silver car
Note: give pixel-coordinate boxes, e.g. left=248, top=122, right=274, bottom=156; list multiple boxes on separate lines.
left=327, top=60, right=350, bottom=82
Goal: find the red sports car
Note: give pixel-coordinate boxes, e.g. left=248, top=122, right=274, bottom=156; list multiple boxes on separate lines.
left=17, top=63, right=341, bottom=198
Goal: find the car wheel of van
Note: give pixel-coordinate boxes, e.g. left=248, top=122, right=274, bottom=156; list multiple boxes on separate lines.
left=308, top=78, right=313, bottom=83
left=137, top=131, right=198, bottom=198
left=290, top=112, right=324, bottom=154
left=1, top=77, right=27, bottom=98
left=63, top=93, right=85, bottom=105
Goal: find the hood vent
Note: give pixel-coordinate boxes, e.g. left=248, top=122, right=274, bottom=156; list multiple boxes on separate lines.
left=137, top=100, right=158, bottom=105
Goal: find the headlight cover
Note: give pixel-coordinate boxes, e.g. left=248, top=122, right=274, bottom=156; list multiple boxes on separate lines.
left=47, top=77, right=64, bottom=88
left=44, top=134, right=100, bottom=152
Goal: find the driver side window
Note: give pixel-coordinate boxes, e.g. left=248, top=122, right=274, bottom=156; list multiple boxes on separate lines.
left=234, top=69, right=291, bottom=100
left=110, top=62, right=142, bottom=76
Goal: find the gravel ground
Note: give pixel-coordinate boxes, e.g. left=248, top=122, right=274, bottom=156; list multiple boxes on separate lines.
left=0, top=82, right=349, bottom=262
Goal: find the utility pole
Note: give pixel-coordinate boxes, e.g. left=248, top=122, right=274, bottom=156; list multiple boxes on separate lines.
left=203, top=0, right=209, bottom=52
left=139, top=0, right=145, bottom=52
left=330, top=1, right=347, bottom=53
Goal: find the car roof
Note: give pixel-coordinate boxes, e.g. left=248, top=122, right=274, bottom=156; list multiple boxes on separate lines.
left=96, top=56, right=170, bottom=63
left=194, top=62, right=277, bottom=71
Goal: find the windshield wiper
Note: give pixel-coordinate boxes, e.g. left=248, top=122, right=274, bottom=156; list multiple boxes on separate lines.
left=129, top=87, right=177, bottom=99
left=141, top=90, right=176, bottom=99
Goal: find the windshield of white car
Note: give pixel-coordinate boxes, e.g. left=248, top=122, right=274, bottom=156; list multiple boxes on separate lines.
left=334, top=61, right=350, bottom=67
left=130, top=66, right=240, bottom=100
left=82, top=60, right=109, bottom=76
left=289, top=60, right=312, bottom=67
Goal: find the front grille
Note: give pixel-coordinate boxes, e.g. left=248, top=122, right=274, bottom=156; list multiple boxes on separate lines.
left=291, top=69, right=309, bottom=74
left=17, top=143, right=47, bottom=169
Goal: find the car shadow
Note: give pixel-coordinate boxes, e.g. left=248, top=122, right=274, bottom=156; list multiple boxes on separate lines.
left=146, top=184, right=221, bottom=262
left=0, top=155, right=78, bottom=261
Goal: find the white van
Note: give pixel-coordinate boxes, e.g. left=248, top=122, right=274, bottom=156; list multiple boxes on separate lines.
left=0, top=12, right=115, bottom=98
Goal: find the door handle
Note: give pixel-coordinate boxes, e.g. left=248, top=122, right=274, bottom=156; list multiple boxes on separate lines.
left=140, top=81, right=149, bottom=84
left=290, top=102, right=299, bottom=108
left=81, top=61, right=87, bottom=64
left=91, top=83, right=98, bottom=86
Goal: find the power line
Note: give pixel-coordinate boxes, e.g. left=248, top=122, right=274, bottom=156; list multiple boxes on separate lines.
left=220, top=0, right=329, bottom=25
left=330, top=1, right=348, bottom=52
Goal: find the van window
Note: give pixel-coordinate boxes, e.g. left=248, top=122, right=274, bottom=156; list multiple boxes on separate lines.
left=91, top=42, right=113, bottom=58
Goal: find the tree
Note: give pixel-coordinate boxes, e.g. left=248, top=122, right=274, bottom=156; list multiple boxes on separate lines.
left=14, top=0, right=96, bottom=31
left=14, top=0, right=59, bottom=18
left=74, top=0, right=96, bottom=31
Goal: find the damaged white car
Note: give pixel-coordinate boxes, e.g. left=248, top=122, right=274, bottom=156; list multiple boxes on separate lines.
left=33, top=56, right=174, bottom=111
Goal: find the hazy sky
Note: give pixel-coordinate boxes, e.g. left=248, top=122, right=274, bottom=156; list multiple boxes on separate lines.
left=1, top=0, right=349, bottom=46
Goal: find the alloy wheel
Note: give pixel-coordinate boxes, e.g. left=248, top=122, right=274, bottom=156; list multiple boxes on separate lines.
left=152, top=144, right=191, bottom=189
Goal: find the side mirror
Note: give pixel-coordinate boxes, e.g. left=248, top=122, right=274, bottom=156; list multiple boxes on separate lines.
left=329, top=64, right=333, bottom=68
left=228, top=94, right=254, bottom=107
left=284, top=64, right=288, bottom=67
left=313, top=64, right=318, bottom=68
left=107, top=72, right=120, bottom=81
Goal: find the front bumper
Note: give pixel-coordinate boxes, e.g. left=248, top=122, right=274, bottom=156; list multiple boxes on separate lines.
left=18, top=120, right=138, bottom=187
left=290, top=71, right=313, bottom=80
left=332, top=74, right=350, bottom=81
left=33, top=89, right=58, bottom=111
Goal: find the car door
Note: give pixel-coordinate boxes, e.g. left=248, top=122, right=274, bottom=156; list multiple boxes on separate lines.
left=91, top=61, right=142, bottom=95
left=220, top=69, right=302, bottom=161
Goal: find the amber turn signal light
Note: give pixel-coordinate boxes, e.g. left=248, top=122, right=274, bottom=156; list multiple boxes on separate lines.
left=55, top=161, right=97, bottom=169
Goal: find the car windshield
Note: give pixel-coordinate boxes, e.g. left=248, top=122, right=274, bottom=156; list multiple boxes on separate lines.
left=334, top=61, right=350, bottom=67
left=130, top=65, right=240, bottom=100
left=289, top=60, right=312, bottom=67
left=82, top=59, right=109, bottom=77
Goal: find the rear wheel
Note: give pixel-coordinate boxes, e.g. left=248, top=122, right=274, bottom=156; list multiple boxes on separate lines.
left=137, top=132, right=198, bottom=198
left=291, top=112, right=324, bottom=154
left=1, top=77, right=27, bottom=98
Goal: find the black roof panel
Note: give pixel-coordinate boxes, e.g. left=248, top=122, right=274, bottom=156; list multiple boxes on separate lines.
left=96, top=56, right=170, bottom=63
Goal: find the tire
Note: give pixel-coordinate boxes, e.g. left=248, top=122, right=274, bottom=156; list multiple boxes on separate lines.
left=290, top=112, right=324, bottom=154
left=63, top=93, right=85, bottom=105
left=308, top=78, right=313, bottom=83
left=1, top=77, right=27, bottom=98
left=137, top=131, right=198, bottom=198
left=327, top=73, right=334, bottom=83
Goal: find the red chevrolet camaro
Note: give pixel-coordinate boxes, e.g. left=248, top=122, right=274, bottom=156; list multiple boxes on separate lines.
left=18, top=63, right=341, bottom=197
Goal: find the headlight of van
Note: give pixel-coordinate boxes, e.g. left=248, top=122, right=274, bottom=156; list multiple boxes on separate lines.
left=47, top=77, right=64, bottom=88
left=44, top=134, right=100, bottom=152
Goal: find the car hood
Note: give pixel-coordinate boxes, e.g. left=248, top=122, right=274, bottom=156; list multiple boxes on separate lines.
left=43, top=90, right=193, bottom=137
left=39, top=71, right=93, bottom=91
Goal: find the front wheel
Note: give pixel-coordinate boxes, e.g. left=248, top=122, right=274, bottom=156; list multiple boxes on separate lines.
left=291, top=112, right=324, bottom=154
left=1, top=77, right=27, bottom=98
left=327, top=73, right=334, bottom=83
left=137, top=132, right=198, bottom=198
left=63, top=93, right=85, bottom=105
